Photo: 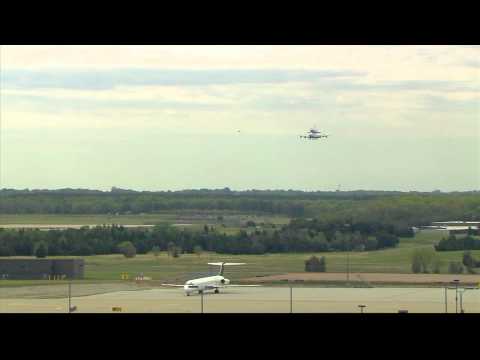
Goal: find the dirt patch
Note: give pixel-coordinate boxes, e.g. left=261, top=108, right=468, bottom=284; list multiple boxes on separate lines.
left=242, top=273, right=480, bottom=286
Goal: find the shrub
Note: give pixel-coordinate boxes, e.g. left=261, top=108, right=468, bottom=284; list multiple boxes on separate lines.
left=193, top=245, right=203, bottom=256
left=448, top=261, right=464, bottom=274
left=412, top=256, right=422, bottom=274
left=376, top=232, right=399, bottom=249
left=167, top=242, right=181, bottom=257
left=305, top=255, right=326, bottom=272
left=117, top=241, right=136, bottom=258
left=34, top=242, right=48, bottom=258
left=411, top=248, right=435, bottom=273
left=466, top=266, right=476, bottom=274
left=0, top=245, right=14, bottom=257
left=152, top=246, right=160, bottom=257
left=436, top=235, right=480, bottom=251
left=432, top=259, right=441, bottom=274
left=462, top=251, right=480, bottom=268
left=172, top=246, right=181, bottom=258
left=395, top=227, right=415, bottom=238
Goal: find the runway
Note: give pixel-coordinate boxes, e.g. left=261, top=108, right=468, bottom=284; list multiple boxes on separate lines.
left=1, top=286, right=479, bottom=313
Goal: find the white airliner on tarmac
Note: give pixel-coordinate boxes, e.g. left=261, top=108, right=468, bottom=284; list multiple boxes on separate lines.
left=161, top=262, right=260, bottom=296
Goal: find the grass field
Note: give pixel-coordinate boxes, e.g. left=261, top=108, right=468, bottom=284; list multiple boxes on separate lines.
left=2, top=230, right=479, bottom=288
left=0, top=213, right=291, bottom=226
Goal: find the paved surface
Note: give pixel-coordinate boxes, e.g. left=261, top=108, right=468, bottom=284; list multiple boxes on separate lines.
left=244, top=272, right=480, bottom=286
left=1, top=286, right=479, bottom=313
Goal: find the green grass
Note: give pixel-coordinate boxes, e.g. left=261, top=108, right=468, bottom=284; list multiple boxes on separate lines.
left=0, top=214, right=175, bottom=225
left=2, top=230, right=479, bottom=287
left=77, top=230, right=480, bottom=280
left=0, top=213, right=290, bottom=227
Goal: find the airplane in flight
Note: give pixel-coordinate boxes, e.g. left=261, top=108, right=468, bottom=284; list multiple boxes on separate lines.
left=300, top=126, right=329, bottom=140
left=161, top=262, right=260, bottom=296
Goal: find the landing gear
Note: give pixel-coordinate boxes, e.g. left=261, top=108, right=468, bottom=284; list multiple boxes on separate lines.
left=214, top=289, right=219, bottom=294
left=186, top=293, right=190, bottom=296
left=198, top=290, right=203, bottom=295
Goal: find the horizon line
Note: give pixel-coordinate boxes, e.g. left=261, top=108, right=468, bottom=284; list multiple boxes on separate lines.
left=1, top=187, right=478, bottom=194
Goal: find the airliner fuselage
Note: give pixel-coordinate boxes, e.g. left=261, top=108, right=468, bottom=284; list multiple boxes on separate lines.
left=184, top=275, right=231, bottom=295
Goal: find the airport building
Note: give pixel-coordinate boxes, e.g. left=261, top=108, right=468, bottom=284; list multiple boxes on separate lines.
left=432, top=221, right=480, bottom=227
left=0, top=258, right=84, bottom=280
left=420, top=221, right=480, bottom=235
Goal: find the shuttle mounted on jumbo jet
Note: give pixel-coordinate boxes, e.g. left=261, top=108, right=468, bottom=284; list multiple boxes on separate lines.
left=161, top=262, right=260, bottom=296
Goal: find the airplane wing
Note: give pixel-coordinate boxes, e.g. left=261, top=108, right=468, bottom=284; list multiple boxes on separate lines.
left=225, top=284, right=262, bottom=287
left=160, top=283, right=185, bottom=287
left=207, top=262, right=246, bottom=266
left=204, top=285, right=220, bottom=290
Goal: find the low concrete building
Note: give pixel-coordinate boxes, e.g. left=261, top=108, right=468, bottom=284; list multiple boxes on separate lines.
left=432, top=221, right=480, bottom=227
left=0, top=258, right=84, bottom=280
left=420, top=223, right=479, bottom=236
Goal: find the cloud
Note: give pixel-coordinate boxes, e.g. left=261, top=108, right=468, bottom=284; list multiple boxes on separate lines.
left=1, top=68, right=367, bottom=90
left=3, top=93, right=223, bottom=112
left=463, top=59, right=480, bottom=68
left=419, top=95, right=480, bottom=112
left=311, top=79, right=479, bottom=93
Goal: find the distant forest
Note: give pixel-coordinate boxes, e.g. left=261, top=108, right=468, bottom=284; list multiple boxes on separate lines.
left=1, top=188, right=479, bottom=226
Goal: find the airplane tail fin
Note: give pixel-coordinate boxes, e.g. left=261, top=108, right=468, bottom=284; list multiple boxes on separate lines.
left=207, top=262, right=246, bottom=276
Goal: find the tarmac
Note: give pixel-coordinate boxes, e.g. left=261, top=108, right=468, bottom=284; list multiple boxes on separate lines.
left=1, top=286, right=479, bottom=313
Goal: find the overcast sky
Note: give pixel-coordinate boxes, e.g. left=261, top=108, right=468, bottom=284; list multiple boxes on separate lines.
left=0, top=45, right=479, bottom=191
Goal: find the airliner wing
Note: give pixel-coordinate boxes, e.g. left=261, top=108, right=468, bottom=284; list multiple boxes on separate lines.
left=225, top=284, right=262, bottom=287
left=161, top=283, right=185, bottom=287
left=208, top=262, right=246, bottom=266
left=204, top=285, right=220, bottom=290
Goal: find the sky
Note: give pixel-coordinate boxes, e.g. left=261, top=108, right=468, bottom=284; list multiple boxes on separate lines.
left=0, top=45, right=479, bottom=191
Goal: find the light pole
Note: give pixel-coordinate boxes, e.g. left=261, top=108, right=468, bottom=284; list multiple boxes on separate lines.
left=453, top=279, right=460, bottom=314
left=459, top=289, right=464, bottom=313
left=289, top=284, right=293, bottom=314
left=458, top=287, right=476, bottom=313
left=347, top=250, right=350, bottom=282
left=444, top=287, right=448, bottom=313
left=68, top=281, right=71, bottom=313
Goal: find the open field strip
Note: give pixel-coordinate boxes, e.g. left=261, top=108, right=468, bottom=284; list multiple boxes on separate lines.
left=0, top=213, right=290, bottom=226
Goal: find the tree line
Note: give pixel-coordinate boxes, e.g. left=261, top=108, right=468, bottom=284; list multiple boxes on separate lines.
left=1, top=189, right=479, bottom=226
left=0, top=219, right=403, bottom=257
left=434, top=234, right=480, bottom=251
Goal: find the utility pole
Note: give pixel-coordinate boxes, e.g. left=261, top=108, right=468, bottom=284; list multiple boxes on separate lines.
left=68, top=281, right=71, bottom=313
left=454, top=280, right=459, bottom=314
left=459, top=290, right=464, bottom=313
left=290, top=285, right=293, bottom=314
left=347, top=251, right=350, bottom=282
left=444, top=287, right=448, bottom=313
